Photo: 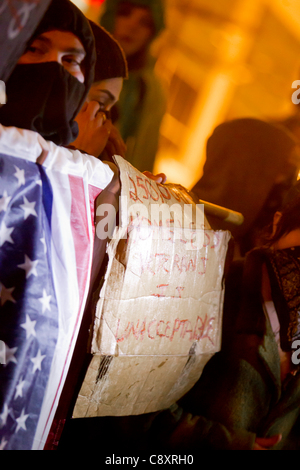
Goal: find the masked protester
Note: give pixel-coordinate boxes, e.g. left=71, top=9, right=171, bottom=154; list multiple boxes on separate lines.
left=0, top=0, right=96, bottom=146
left=0, top=0, right=119, bottom=451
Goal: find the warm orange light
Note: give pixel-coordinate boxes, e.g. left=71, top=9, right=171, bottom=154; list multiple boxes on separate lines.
left=83, top=0, right=105, bottom=4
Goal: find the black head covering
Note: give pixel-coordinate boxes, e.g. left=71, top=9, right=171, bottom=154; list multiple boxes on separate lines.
left=192, top=118, right=298, bottom=237
left=33, top=0, right=96, bottom=96
left=0, top=0, right=96, bottom=146
left=89, top=21, right=128, bottom=83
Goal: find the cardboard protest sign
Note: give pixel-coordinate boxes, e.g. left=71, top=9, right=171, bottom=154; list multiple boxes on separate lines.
left=0, top=0, right=51, bottom=81
left=74, top=157, right=231, bottom=418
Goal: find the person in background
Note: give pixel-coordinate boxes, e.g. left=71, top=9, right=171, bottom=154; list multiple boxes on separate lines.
left=100, top=0, right=167, bottom=172
left=146, top=180, right=300, bottom=450
left=191, top=118, right=300, bottom=257
left=71, top=20, right=128, bottom=162
left=45, top=19, right=166, bottom=450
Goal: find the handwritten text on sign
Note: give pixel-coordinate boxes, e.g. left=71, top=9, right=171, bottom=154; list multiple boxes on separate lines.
left=91, top=158, right=231, bottom=357
left=115, top=314, right=215, bottom=345
left=116, top=167, right=205, bottom=250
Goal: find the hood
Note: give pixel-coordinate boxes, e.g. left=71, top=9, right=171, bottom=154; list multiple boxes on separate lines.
left=100, top=0, right=165, bottom=38
left=33, top=0, right=96, bottom=110
left=192, top=118, right=298, bottom=237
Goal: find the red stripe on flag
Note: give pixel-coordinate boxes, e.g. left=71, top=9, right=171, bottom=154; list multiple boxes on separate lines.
left=42, top=175, right=94, bottom=446
left=69, top=175, right=91, bottom=301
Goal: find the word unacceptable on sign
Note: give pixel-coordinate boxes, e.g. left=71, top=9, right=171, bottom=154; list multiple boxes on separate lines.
left=115, top=314, right=215, bottom=345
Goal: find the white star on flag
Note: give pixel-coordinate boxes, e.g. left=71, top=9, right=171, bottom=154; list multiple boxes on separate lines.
left=0, top=190, right=11, bottom=213
left=5, top=345, right=18, bottom=367
left=18, top=255, right=38, bottom=279
left=20, top=196, right=37, bottom=220
left=14, top=377, right=26, bottom=400
left=0, top=221, right=14, bottom=247
left=13, top=166, right=25, bottom=188
left=0, top=283, right=16, bottom=306
left=38, top=289, right=51, bottom=314
left=15, top=408, right=29, bottom=433
left=21, top=315, right=37, bottom=340
left=31, top=349, right=46, bottom=373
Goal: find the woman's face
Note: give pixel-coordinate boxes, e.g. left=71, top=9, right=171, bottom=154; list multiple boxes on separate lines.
left=113, top=4, right=155, bottom=57
left=87, top=77, right=124, bottom=113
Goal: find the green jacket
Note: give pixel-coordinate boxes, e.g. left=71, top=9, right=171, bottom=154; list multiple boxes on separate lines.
left=100, top=0, right=166, bottom=172
left=117, top=63, right=166, bottom=172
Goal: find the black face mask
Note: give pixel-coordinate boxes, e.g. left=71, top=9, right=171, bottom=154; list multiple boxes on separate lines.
left=0, top=62, right=86, bottom=146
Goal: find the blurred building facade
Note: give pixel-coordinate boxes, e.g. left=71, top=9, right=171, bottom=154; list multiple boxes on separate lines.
left=72, top=0, right=300, bottom=189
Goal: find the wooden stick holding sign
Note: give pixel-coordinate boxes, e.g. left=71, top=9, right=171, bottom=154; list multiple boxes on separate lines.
left=166, top=184, right=244, bottom=227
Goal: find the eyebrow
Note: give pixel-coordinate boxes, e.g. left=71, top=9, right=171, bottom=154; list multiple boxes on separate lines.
left=31, top=35, right=86, bottom=57
left=98, top=90, right=116, bottom=101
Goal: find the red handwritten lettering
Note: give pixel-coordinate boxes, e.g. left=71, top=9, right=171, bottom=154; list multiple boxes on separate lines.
left=155, top=254, right=170, bottom=274
left=203, top=231, right=210, bottom=248
left=115, top=315, right=216, bottom=345
left=157, top=184, right=171, bottom=203
left=136, top=176, right=149, bottom=200
left=187, top=257, right=197, bottom=272
left=164, top=321, right=171, bottom=338
left=145, top=179, right=160, bottom=201
left=170, top=319, right=182, bottom=341
left=175, top=286, right=185, bottom=298
left=135, top=253, right=211, bottom=278
left=183, top=320, right=194, bottom=340
left=193, top=314, right=215, bottom=344
left=156, top=320, right=166, bottom=337
left=139, top=319, right=146, bottom=340
left=128, top=175, right=143, bottom=203
left=115, top=318, right=125, bottom=343
left=152, top=284, right=169, bottom=298
left=198, top=257, right=208, bottom=275
left=147, top=320, right=156, bottom=340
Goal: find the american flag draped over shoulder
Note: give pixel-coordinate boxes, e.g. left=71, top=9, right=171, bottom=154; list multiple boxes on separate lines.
left=0, top=125, right=113, bottom=450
